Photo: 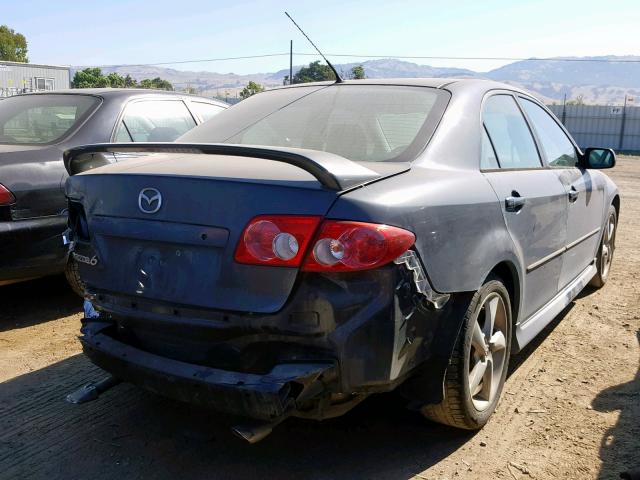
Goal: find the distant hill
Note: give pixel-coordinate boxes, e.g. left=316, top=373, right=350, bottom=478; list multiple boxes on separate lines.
left=485, top=56, right=640, bottom=105
left=486, top=56, right=640, bottom=88
left=89, top=56, right=640, bottom=105
left=267, top=58, right=478, bottom=82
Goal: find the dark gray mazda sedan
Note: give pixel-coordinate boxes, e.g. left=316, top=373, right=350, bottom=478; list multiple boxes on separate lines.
left=64, top=78, right=618, bottom=441
left=0, top=89, right=226, bottom=291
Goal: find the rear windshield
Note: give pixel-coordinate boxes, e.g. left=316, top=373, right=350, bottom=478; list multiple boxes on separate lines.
left=0, top=94, right=100, bottom=145
left=180, top=85, right=449, bottom=162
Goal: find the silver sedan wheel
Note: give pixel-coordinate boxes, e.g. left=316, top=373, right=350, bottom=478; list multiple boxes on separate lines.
left=601, top=212, right=616, bottom=279
left=468, top=292, right=508, bottom=412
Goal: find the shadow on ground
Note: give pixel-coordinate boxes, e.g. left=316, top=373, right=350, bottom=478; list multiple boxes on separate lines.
left=0, top=275, right=81, bottom=332
left=594, top=330, right=640, bottom=480
left=0, top=353, right=473, bottom=480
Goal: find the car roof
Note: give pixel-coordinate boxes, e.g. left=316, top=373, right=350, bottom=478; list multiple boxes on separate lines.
left=273, top=77, right=530, bottom=95
left=17, top=88, right=229, bottom=106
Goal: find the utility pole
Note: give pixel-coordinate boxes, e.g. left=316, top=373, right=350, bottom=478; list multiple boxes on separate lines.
left=289, top=40, right=293, bottom=85
left=619, top=94, right=628, bottom=151
left=561, top=93, right=567, bottom=125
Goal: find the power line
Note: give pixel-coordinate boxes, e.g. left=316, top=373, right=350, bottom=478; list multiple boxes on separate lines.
left=80, top=53, right=640, bottom=69
left=76, top=53, right=290, bottom=68
left=295, top=53, right=640, bottom=63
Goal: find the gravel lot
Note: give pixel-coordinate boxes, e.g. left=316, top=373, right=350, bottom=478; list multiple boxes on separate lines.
left=1, top=157, right=638, bottom=480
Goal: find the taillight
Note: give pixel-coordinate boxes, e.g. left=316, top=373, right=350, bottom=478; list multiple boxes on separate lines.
left=235, top=215, right=322, bottom=266
left=302, top=221, right=415, bottom=272
left=235, top=216, right=415, bottom=272
left=0, top=183, right=15, bottom=206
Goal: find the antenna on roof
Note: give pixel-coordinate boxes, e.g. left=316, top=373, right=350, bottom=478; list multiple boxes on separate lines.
left=284, top=11, right=343, bottom=83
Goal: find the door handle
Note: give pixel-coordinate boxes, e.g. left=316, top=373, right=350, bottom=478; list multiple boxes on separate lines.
left=568, top=187, right=579, bottom=203
left=505, top=191, right=526, bottom=212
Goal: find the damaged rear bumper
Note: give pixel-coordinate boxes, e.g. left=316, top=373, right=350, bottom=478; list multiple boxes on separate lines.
left=80, top=323, right=336, bottom=422
left=78, top=261, right=473, bottom=421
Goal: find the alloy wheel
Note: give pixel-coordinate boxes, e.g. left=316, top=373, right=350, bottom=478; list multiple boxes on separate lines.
left=468, top=292, right=508, bottom=411
left=601, top=212, right=616, bottom=279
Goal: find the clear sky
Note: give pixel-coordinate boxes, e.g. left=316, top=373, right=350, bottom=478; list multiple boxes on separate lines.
left=4, top=0, right=639, bottom=74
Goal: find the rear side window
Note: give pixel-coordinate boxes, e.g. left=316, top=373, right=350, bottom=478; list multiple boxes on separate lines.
left=483, top=95, right=541, bottom=169
left=481, top=127, right=499, bottom=169
left=519, top=98, right=577, bottom=167
left=190, top=102, right=224, bottom=123
left=0, top=94, right=99, bottom=144
left=115, top=100, right=196, bottom=142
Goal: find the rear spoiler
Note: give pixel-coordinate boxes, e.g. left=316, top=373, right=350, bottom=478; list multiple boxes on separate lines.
left=63, top=143, right=410, bottom=191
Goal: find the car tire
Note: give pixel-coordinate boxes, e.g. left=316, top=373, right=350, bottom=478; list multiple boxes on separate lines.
left=589, top=204, right=617, bottom=289
left=421, top=275, right=512, bottom=430
left=65, top=256, right=86, bottom=297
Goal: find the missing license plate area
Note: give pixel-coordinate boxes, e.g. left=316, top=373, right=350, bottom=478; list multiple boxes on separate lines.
left=103, top=236, right=223, bottom=307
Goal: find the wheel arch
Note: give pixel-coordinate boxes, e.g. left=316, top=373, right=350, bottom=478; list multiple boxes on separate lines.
left=485, top=260, right=522, bottom=351
left=612, top=194, right=620, bottom=219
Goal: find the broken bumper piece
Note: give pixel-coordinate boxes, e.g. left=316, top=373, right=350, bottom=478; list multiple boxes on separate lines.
left=80, top=331, right=336, bottom=422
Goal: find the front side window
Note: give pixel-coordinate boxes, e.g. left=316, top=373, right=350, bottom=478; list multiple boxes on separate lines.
left=483, top=95, right=541, bottom=169
left=115, top=100, right=196, bottom=142
left=180, top=85, right=450, bottom=163
left=0, top=94, right=99, bottom=144
left=520, top=98, right=577, bottom=167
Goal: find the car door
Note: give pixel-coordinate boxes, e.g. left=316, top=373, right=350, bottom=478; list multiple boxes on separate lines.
left=518, top=97, right=605, bottom=289
left=481, top=94, right=568, bottom=321
left=113, top=99, right=197, bottom=142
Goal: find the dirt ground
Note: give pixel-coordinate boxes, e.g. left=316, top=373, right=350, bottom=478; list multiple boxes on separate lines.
left=1, top=158, right=638, bottom=480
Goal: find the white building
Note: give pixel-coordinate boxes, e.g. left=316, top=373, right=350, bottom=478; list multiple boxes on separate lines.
left=0, top=61, right=70, bottom=97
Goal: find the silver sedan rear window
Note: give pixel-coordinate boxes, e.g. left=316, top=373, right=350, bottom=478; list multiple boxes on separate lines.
left=181, top=85, right=449, bottom=163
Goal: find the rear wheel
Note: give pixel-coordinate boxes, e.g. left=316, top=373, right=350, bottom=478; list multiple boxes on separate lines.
left=65, top=257, right=86, bottom=297
left=589, top=205, right=617, bottom=288
left=422, top=276, right=512, bottom=429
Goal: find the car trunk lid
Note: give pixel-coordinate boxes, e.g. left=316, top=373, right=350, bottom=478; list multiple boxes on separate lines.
left=66, top=146, right=409, bottom=313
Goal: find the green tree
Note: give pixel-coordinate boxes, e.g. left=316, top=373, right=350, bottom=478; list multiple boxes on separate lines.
left=139, top=77, right=173, bottom=90
left=106, top=72, right=126, bottom=88
left=240, top=81, right=265, bottom=99
left=293, top=61, right=335, bottom=83
left=123, top=74, right=137, bottom=88
left=350, top=65, right=365, bottom=80
left=72, top=68, right=106, bottom=88
left=0, top=25, right=28, bottom=62
left=72, top=68, right=172, bottom=90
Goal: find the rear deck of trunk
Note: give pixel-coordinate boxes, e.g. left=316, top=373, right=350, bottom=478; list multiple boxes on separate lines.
left=66, top=154, right=339, bottom=312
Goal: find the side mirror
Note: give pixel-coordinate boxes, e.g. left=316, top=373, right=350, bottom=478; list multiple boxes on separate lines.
left=581, top=148, right=616, bottom=169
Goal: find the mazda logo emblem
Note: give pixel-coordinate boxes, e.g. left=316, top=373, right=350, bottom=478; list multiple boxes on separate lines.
left=138, top=188, right=162, bottom=214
